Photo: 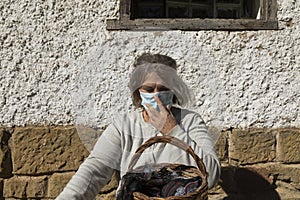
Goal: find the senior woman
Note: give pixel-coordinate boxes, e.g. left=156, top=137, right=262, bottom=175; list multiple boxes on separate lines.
left=56, top=53, right=220, bottom=199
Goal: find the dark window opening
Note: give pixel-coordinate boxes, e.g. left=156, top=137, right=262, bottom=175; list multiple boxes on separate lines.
left=106, top=0, right=278, bottom=30
left=131, top=0, right=260, bottom=19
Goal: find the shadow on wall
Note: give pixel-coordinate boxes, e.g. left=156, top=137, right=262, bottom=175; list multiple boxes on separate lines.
left=220, top=166, right=280, bottom=200
left=0, top=129, right=13, bottom=178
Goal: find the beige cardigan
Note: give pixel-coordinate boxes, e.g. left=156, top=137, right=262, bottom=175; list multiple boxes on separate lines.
left=56, top=108, right=220, bottom=200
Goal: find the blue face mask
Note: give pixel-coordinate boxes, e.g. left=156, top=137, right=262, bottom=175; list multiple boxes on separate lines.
left=140, top=90, right=174, bottom=111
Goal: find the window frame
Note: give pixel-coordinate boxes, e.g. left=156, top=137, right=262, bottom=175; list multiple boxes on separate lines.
left=106, top=0, right=278, bottom=30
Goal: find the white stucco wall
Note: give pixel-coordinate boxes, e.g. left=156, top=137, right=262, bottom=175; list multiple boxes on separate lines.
left=0, top=0, right=299, bottom=130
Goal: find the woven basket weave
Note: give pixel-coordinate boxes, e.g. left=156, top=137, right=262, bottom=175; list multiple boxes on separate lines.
left=125, top=136, right=208, bottom=200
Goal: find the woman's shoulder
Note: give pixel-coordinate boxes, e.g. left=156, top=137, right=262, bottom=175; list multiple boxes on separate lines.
left=112, top=109, right=143, bottom=125
left=172, top=106, right=204, bottom=121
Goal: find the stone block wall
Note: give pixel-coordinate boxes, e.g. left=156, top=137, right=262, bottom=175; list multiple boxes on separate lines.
left=0, top=126, right=299, bottom=199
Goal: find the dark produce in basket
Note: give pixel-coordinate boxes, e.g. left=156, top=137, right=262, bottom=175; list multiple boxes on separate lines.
left=117, top=166, right=202, bottom=200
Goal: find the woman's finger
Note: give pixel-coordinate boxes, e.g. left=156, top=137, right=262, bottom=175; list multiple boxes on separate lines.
left=154, top=96, right=167, bottom=114
left=166, top=105, right=172, bottom=112
left=146, top=103, right=159, bottom=119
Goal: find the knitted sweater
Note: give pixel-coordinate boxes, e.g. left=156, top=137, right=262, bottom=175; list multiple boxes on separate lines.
left=56, top=108, right=220, bottom=200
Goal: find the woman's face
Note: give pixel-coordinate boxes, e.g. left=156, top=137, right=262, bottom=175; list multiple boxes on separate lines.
left=139, top=72, right=170, bottom=93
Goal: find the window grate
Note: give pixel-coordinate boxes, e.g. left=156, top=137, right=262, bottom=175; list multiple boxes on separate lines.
left=106, top=0, right=278, bottom=30
left=131, top=0, right=259, bottom=19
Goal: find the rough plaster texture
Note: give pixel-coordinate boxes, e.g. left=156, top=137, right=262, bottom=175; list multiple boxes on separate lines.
left=0, top=0, right=299, bottom=132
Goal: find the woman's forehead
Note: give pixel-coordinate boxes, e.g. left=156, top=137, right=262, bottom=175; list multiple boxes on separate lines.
left=143, top=72, right=165, bottom=84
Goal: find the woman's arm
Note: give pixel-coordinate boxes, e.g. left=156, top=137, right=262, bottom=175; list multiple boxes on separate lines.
left=56, top=124, right=122, bottom=200
left=166, top=110, right=221, bottom=189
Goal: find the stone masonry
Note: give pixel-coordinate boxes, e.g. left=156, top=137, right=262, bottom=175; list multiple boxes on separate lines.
left=0, top=126, right=299, bottom=199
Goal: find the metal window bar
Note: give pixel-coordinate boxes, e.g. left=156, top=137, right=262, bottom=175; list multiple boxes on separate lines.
left=166, top=0, right=212, bottom=18
left=107, top=0, right=278, bottom=30
left=215, top=0, right=243, bottom=18
left=132, top=0, right=258, bottom=19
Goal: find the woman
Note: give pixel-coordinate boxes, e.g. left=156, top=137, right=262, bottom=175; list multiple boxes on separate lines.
left=56, top=53, right=220, bottom=199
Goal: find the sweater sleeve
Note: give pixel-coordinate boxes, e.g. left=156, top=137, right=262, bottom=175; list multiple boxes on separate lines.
left=166, top=112, right=221, bottom=189
left=56, top=123, right=122, bottom=200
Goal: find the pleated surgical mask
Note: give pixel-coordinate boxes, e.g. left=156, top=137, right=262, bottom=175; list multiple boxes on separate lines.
left=140, top=91, right=174, bottom=111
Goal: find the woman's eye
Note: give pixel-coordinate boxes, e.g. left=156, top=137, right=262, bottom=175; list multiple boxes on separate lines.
left=140, top=84, right=169, bottom=92
left=159, top=87, right=169, bottom=91
left=157, top=85, right=169, bottom=91
left=142, top=86, right=154, bottom=92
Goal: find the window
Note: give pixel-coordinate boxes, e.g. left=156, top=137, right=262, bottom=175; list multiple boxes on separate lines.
left=106, top=0, right=278, bottom=30
left=131, top=0, right=260, bottom=19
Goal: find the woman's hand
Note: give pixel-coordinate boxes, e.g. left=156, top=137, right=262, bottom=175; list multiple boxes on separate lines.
left=145, top=96, right=177, bottom=135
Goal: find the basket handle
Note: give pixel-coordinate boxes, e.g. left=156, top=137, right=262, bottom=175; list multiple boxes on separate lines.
left=127, top=136, right=207, bottom=175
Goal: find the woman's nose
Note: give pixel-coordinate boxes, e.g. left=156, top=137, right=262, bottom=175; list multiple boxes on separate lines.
left=153, top=87, right=159, bottom=93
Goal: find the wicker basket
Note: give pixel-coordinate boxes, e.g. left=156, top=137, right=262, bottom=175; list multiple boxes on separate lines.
left=125, top=136, right=208, bottom=200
